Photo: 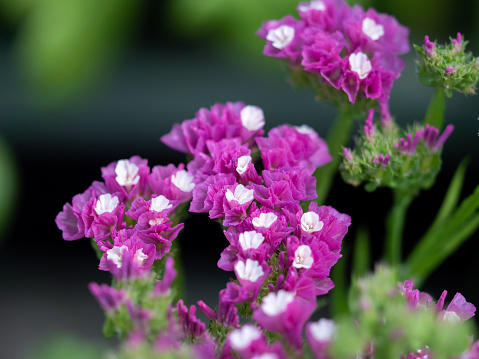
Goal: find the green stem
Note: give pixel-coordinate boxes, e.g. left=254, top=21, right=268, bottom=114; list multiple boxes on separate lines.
left=424, top=87, right=446, bottom=129
left=315, top=106, right=355, bottom=205
left=330, top=245, right=349, bottom=317
left=384, top=190, right=414, bottom=266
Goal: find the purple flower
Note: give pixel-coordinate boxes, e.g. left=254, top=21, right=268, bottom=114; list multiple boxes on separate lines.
left=424, top=35, right=435, bottom=56
left=99, top=232, right=156, bottom=274
left=252, top=167, right=317, bottom=209
left=56, top=184, right=106, bottom=241
left=89, top=282, right=126, bottom=313
left=301, top=30, right=348, bottom=89
left=297, top=0, right=349, bottom=32
left=101, top=156, right=150, bottom=202
left=161, top=102, right=264, bottom=157
left=135, top=211, right=184, bottom=259
left=437, top=292, right=476, bottom=323
left=198, top=289, right=240, bottom=329
left=306, top=318, right=337, bottom=359
left=176, top=300, right=206, bottom=340
left=419, top=124, right=454, bottom=152
left=189, top=173, right=236, bottom=214
left=253, top=289, right=316, bottom=351
left=257, top=16, right=305, bottom=65
left=149, top=163, right=195, bottom=203
left=256, top=124, right=331, bottom=174
left=344, top=6, right=410, bottom=56
left=154, top=256, right=178, bottom=296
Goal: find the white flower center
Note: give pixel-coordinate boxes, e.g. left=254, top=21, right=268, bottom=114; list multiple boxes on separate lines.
left=349, top=52, right=372, bottom=80
left=171, top=170, right=195, bottom=192
left=225, top=184, right=254, bottom=205
left=229, top=324, right=262, bottom=350
left=107, top=245, right=128, bottom=268
left=236, top=155, right=252, bottom=175
left=310, top=319, right=336, bottom=341
left=241, top=106, right=265, bottom=132
left=301, top=212, right=324, bottom=233
left=149, top=217, right=165, bottom=227
left=252, top=212, right=278, bottom=228
left=362, top=18, right=384, bottom=41
left=150, top=195, right=172, bottom=212
left=295, top=124, right=315, bottom=135
left=293, top=245, right=314, bottom=269
left=266, top=25, right=295, bottom=50
left=262, top=290, right=295, bottom=316
left=95, top=193, right=119, bottom=215
left=115, top=159, right=140, bottom=187
left=251, top=355, right=279, bottom=359
left=239, top=231, right=265, bottom=250
left=299, top=0, right=325, bottom=12
left=133, top=248, right=148, bottom=266
left=235, top=259, right=264, bottom=282
left=443, top=311, right=461, bottom=324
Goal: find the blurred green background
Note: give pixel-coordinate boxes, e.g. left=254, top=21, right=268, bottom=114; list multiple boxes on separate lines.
left=0, top=0, right=478, bottom=358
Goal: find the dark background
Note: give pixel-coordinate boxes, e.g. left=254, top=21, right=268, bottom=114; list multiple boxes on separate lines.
left=0, top=0, right=478, bottom=357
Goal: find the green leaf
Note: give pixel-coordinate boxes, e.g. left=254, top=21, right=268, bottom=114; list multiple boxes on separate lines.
left=406, top=159, right=468, bottom=271
left=431, top=158, right=469, bottom=227
left=407, top=182, right=479, bottom=283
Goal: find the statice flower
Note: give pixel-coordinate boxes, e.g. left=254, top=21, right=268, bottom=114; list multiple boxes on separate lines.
left=161, top=101, right=265, bottom=157
left=415, top=33, right=479, bottom=96
left=340, top=110, right=454, bottom=192
left=258, top=0, right=409, bottom=108
left=256, top=124, right=331, bottom=174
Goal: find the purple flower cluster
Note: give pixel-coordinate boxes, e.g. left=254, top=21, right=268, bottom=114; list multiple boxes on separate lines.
left=57, top=101, right=350, bottom=357
left=398, top=280, right=477, bottom=359
left=258, top=0, right=409, bottom=109
left=157, top=101, right=350, bottom=357
left=55, top=156, right=189, bottom=278
left=395, top=124, right=455, bottom=154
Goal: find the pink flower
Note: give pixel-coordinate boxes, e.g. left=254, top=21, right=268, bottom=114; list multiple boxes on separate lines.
left=161, top=102, right=264, bottom=156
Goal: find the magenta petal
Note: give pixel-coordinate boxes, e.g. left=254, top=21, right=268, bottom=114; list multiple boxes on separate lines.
left=341, top=71, right=360, bottom=103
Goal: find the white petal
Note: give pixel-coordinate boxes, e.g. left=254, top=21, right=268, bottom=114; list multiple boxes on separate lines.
left=236, top=155, right=252, bottom=175
left=349, top=52, right=372, bottom=80
left=309, top=319, right=336, bottom=341
left=229, top=324, right=262, bottom=350
left=150, top=195, right=172, bottom=212
left=301, top=212, right=324, bottom=233
left=239, top=231, right=265, bottom=250
left=235, top=259, right=264, bottom=282
left=107, top=246, right=128, bottom=268
left=95, top=193, right=119, bottom=215
left=262, top=290, right=294, bottom=316
left=252, top=213, right=278, bottom=228
left=293, top=245, right=314, bottom=269
left=362, top=18, right=384, bottom=41
left=266, top=25, right=295, bottom=50
left=115, top=159, right=140, bottom=187
left=241, top=106, right=265, bottom=131
left=171, top=170, right=195, bottom=192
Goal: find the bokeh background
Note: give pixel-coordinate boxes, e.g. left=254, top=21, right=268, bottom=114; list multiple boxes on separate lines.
left=0, top=0, right=478, bottom=357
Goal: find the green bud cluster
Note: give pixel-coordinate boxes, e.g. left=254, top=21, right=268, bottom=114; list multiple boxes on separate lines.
left=103, top=270, right=176, bottom=341
left=415, top=34, right=479, bottom=97
left=331, top=265, right=473, bottom=359
left=340, top=120, right=443, bottom=194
